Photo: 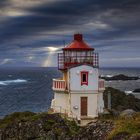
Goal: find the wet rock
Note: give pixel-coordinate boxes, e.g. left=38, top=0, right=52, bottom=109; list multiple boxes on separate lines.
left=74, top=120, right=114, bottom=140
left=120, top=109, right=136, bottom=118
left=111, top=131, right=129, bottom=140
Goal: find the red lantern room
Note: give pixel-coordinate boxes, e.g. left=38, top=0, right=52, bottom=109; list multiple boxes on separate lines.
left=58, top=34, right=99, bottom=70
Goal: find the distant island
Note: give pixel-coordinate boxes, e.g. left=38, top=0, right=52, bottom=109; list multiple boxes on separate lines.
left=133, top=88, right=140, bottom=93
left=101, top=74, right=140, bottom=81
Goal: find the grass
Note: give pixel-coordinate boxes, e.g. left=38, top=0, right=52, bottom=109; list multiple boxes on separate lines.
left=0, top=111, right=36, bottom=128
left=65, top=119, right=81, bottom=136
left=0, top=111, right=53, bottom=129
left=107, top=112, right=140, bottom=140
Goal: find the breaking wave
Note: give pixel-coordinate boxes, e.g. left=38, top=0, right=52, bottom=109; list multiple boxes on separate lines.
left=125, top=90, right=133, bottom=95
left=0, top=79, right=27, bottom=86
left=101, top=74, right=114, bottom=78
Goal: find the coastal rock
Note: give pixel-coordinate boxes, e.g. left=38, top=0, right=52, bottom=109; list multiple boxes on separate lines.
left=133, top=88, right=140, bottom=93
left=101, top=74, right=139, bottom=81
left=0, top=111, right=139, bottom=140
left=120, top=109, right=136, bottom=118
left=111, top=131, right=130, bottom=140
left=0, top=112, right=74, bottom=140
left=76, top=120, right=114, bottom=140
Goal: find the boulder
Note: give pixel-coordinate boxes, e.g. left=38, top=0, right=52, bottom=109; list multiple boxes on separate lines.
left=120, top=109, right=136, bottom=118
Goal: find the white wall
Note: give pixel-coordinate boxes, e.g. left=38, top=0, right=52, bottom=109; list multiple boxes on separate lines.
left=53, top=92, right=69, bottom=113
left=98, top=92, right=104, bottom=113
left=70, top=93, right=98, bottom=119
left=69, top=65, right=99, bottom=92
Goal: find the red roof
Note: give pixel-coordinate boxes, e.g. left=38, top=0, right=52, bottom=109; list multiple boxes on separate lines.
left=63, top=34, right=94, bottom=51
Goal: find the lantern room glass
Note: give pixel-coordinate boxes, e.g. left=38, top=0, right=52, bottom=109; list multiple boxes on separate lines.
left=64, top=50, right=93, bottom=64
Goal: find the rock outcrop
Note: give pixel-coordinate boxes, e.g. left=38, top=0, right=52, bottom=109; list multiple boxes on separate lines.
left=101, top=74, right=139, bottom=81
left=76, top=120, right=114, bottom=140
left=133, top=88, right=140, bottom=93
left=0, top=111, right=139, bottom=140
left=0, top=112, right=78, bottom=140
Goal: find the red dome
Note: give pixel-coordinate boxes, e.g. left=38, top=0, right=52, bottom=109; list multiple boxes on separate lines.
left=63, top=34, right=94, bottom=51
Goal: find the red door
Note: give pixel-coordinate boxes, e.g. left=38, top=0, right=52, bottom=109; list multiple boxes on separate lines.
left=81, top=97, right=88, bottom=116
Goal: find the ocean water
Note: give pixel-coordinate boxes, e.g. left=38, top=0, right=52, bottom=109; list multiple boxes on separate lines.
left=0, top=67, right=140, bottom=118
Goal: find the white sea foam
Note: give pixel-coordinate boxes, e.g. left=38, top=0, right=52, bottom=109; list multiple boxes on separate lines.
left=106, top=75, right=113, bottom=78
left=101, top=74, right=113, bottom=78
left=125, top=90, right=133, bottom=94
left=0, top=79, right=27, bottom=85
left=0, top=82, right=7, bottom=85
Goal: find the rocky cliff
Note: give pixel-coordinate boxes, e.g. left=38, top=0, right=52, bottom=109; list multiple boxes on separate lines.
left=0, top=111, right=139, bottom=140
left=0, top=112, right=115, bottom=140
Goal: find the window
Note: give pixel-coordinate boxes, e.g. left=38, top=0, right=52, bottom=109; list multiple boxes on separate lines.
left=81, top=71, right=88, bottom=85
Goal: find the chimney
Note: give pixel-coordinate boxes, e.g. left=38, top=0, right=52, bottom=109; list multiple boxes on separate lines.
left=74, top=34, right=83, bottom=41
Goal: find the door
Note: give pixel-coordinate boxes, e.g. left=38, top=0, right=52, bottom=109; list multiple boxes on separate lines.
left=81, top=97, right=88, bottom=116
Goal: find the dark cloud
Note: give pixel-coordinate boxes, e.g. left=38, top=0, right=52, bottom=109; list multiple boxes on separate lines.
left=0, top=0, right=140, bottom=67
left=0, top=1, right=9, bottom=7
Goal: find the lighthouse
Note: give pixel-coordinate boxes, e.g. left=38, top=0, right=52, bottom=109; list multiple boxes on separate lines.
left=51, top=34, right=105, bottom=124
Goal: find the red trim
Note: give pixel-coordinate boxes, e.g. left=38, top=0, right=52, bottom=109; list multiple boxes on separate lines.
left=56, top=82, right=59, bottom=88
left=62, top=34, right=94, bottom=50
left=62, top=40, right=94, bottom=50
left=59, top=82, right=60, bottom=89
left=81, top=71, right=88, bottom=86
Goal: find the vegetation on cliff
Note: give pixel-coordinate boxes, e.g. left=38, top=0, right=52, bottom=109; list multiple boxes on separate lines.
left=104, top=87, right=140, bottom=111
left=0, top=112, right=80, bottom=140
left=107, top=112, right=140, bottom=140
left=0, top=111, right=139, bottom=140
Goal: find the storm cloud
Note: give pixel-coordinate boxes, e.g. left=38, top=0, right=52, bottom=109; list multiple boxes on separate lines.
left=0, top=0, right=140, bottom=67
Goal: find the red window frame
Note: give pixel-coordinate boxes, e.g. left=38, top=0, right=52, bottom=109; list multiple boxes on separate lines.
left=81, top=71, right=88, bottom=86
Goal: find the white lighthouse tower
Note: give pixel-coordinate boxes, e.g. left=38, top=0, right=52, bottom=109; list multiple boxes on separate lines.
left=51, top=34, right=105, bottom=124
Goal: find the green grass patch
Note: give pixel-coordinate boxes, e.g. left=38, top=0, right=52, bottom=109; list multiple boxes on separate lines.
left=64, top=119, right=80, bottom=136
left=107, top=112, right=140, bottom=140
left=43, top=119, right=56, bottom=131
left=0, top=111, right=36, bottom=128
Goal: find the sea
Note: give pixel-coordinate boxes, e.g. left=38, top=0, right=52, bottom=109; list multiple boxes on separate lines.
left=0, top=67, right=140, bottom=118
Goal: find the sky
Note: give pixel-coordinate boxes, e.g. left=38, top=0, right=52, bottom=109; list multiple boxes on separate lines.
left=0, top=0, right=140, bottom=67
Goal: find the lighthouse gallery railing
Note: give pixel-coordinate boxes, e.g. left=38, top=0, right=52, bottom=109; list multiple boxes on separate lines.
left=52, top=79, right=66, bottom=91
left=58, top=53, right=99, bottom=70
